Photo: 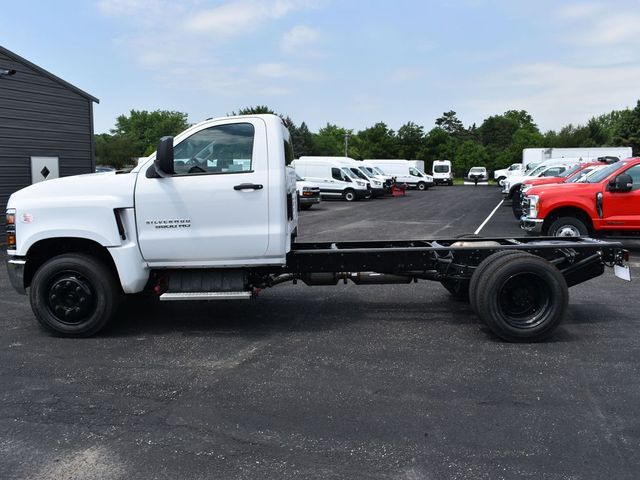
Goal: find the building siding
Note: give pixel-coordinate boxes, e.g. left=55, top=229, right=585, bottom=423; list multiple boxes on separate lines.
left=0, top=48, right=97, bottom=230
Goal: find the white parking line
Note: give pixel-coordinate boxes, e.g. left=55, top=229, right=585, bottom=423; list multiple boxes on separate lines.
left=474, top=199, right=504, bottom=235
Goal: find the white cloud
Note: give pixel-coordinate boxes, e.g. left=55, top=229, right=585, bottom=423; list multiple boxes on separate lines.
left=185, top=0, right=319, bottom=35
left=556, top=3, right=640, bottom=46
left=463, top=61, right=640, bottom=130
left=281, top=25, right=321, bottom=54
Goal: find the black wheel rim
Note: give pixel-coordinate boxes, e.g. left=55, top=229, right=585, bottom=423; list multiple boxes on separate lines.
left=497, top=273, right=551, bottom=328
left=46, top=270, right=96, bottom=325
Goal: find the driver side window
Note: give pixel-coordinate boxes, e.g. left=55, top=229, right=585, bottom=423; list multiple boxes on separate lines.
left=172, top=123, right=254, bottom=176
left=624, top=165, right=640, bottom=190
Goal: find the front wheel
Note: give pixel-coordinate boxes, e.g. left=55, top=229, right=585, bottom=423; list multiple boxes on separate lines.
left=475, top=253, right=568, bottom=342
left=30, top=253, right=120, bottom=337
left=497, top=177, right=506, bottom=187
left=417, top=182, right=426, bottom=191
left=343, top=189, right=356, bottom=202
left=547, top=217, right=588, bottom=237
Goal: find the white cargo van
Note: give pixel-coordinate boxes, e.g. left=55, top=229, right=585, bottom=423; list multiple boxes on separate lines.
left=364, top=159, right=434, bottom=190
left=432, top=160, right=453, bottom=185
left=293, top=157, right=372, bottom=201
left=300, top=157, right=386, bottom=197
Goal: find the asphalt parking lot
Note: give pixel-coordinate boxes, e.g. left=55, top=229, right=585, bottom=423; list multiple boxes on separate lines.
left=2, top=185, right=640, bottom=479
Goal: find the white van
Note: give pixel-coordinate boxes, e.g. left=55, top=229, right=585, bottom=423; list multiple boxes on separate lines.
left=293, top=157, right=372, bottom=201
left=302, top=157, right=386, bottom=197
left=364, top=159, right=434, bottom=190
left=432, top=160, right=453, bottom=185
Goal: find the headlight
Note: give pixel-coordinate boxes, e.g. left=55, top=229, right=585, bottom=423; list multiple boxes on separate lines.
left=356, top=181, right=366, bottom=187
left=528, top=195, right=539, bottom=219
left=373, top=180, right=381, bottom=186
left=302, top=186, right=313, bottom=191
left=6, top=208, right=16, bottom=250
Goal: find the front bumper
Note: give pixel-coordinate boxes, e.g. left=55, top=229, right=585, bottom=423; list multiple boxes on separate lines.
left=6, top=256, right=26, bottom=294
left=520, top=216, right=544, bottom=234
left=371, top=187, right=386, bottom=197
left=299, top=197, right=320, bottom=206
left=356, top=189, right=372, bottom=199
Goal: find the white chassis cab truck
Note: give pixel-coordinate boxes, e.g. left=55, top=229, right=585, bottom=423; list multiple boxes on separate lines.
left=5, top=115, right=630, bottom=342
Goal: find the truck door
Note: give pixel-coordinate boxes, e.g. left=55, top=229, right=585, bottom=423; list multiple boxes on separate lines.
left=134, top=119, right=270, bottom=265
left=602, top=164, right=640, bottom=230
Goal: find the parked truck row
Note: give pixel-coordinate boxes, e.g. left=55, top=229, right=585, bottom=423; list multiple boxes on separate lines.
left=5, top=114, right=630, bottom=343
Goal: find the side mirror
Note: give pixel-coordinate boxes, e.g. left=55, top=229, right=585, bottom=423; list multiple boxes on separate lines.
left=609, top=173, right=633, bottom=192
left=154, top=136, right=175, bottom=176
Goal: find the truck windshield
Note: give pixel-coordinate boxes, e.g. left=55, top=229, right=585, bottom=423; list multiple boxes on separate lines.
left=527, top=166, right=546, bottom=177
left=350, top=168, right=369, bottom=180
left=434, top=165, right=449, bottom=173
left=373, top=167, right=386, bottom=175
left=342, top=168, right=359, bottom=180
left=559, top=164, right=582, bottom=178
left=363, top=167, right=378, bottom=176
left=587, top=161, right=628, bottom=183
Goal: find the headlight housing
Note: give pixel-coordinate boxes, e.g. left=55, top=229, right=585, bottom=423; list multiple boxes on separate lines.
left=6, top=209, right=16, bottom=250
left=528, top=195, right=540, bottom=219
left=356, top=181, right=366, bottom=187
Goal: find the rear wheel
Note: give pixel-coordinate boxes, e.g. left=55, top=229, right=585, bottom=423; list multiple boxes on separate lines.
left=548, top=217, right=588, bottom=237
left=469, top=250, right=530, bottom=315
left=343, top=189, right=356, bottom=202
left=475, top=253, right=568, bottom=342
left=30, top=253, right=120, bottom=337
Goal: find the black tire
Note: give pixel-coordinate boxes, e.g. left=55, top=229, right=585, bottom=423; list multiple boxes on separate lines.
left=475, top=253, right=568, bottom=342
left=469, top=250, right=530, bottom=315
left=512, top=194, right=523, bottom=219
left=547, top=217, right=588, bottom=237
left=417, top=182, right=426, bottom=191
left=29, top=253, right=120, bottom=337
left=300, top=204, right=312, bottom=210
left=343, top=189, right=356, bottom=202
left=496, top=177, right=506, bottom=187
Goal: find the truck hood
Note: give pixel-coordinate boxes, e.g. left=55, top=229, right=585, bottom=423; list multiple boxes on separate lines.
left=8, top=171, right=137, bottom=210
left=526, top=182, right=598, bottom=197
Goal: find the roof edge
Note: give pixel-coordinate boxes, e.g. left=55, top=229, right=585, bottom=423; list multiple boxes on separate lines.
left=0, top=45, right=99, bottom=103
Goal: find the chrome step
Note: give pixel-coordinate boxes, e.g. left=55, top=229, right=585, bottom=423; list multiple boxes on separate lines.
left=159, top=291, right=252, bottom=301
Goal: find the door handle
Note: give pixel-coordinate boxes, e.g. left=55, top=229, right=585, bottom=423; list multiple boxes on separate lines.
left=234, top=183, right=263, bottom=191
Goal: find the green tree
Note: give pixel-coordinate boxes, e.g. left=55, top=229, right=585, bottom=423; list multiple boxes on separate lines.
left=95, top=133, right=138, bottom=169
left=354, top=122, right=398, bottom=159
left=292, top=121, right=314, bottom=157
left=478, top=114, right=518, bottom=150
left=453, top=140, right=490, bottom=177
left=232, top=105, right=276, bottom=115
left=112, top=110, right=190, bottom=156
left=613, top=100, right=640, bottom=155
left=396, top=121, right=425, bottom=159
left=435, top=111, right=464, bottom=136
left=312, top=123, right=352, bottom=156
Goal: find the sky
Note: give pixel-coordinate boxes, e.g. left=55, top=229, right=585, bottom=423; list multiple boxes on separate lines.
left=2, top=0, right=640, bottom=134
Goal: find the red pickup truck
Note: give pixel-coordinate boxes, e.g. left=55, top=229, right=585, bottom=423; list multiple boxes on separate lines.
left=520, top=158, right=640, bottom=236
